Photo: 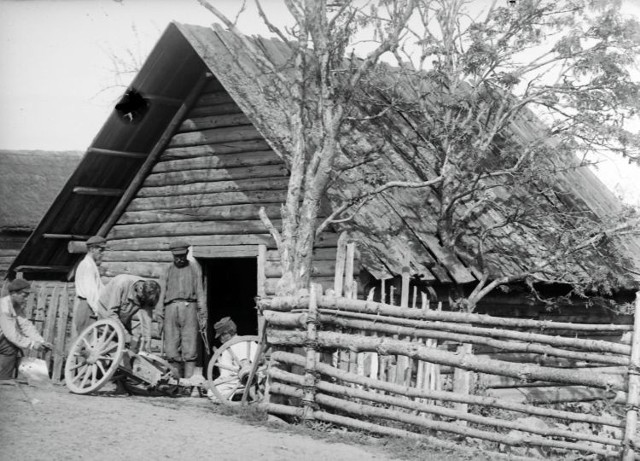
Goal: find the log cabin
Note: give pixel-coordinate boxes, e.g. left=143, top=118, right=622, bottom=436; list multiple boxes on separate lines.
left=7, top=23, right=640, bottom=357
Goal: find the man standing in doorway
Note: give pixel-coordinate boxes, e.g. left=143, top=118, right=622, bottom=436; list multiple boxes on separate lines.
left=73, top=235, right=106, bottom=335
left=0, top=279, right=52, bottom=379
left=156, top=240, right=207, bottom=380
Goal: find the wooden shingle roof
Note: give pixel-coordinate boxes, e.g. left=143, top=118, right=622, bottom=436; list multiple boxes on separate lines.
left=10, top=22, right=640, bottom=290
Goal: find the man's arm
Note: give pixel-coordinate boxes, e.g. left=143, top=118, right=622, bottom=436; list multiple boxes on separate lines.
left=136, top=307, right=153, bottom=352
left=0, top=306, right=41, bottom=349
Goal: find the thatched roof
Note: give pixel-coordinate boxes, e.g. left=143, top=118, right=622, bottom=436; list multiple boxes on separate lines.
left=0, top=150, right=82, bottom=231
left=10, top=23, right=640, bottom=290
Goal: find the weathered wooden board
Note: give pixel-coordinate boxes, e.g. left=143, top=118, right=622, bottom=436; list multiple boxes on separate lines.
left=128, top=190, right=288, bottom=211
left=187, top=102, right=244, bottom=118
left=107, top=234, right=278, bottom=251
left=109, top=220, right=283, bottom=240
left=193, top=92, right=235, bottom=106
left=154, top=151, right=284, bottom=173
left=178, top=113, right=251, bottom=133
left=160, top=140, right=273, bottom=161
left=169, top=125, right=263, bottom=148
left=144, top=164, right=289, bottom=187
left=105, top=232, right=338, bottom=252
left=118, top=203, right=283, bottom=225
left=138, top=177, right=290, bottom=198
left=51, top=287, right=70, bottom=382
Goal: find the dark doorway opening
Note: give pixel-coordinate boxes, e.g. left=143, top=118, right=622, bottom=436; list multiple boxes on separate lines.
left=201, top=257, right=258, bottom=345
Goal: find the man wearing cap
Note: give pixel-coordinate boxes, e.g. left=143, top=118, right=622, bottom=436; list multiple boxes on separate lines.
left=73, top=235, right=106, bottom=335
left=156, top=240, right=206, bottom=380
left=207, top=317, right=258, bottom=402
left=0, top=279, right=52, bottom=379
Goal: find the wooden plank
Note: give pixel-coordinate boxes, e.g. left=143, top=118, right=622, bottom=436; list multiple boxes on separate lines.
left=265, top=260, right=336, bottom=278
left=156, top=149, right=282, bottom=172
left=334, top=233, right=348, bottom=297
left=43, top=233, right=92, bottom=240
left=103, top=262, right=167, bottom=279
left=187, top=102, right=243, bottom=118
left=41, top=286, right=60, bottom=370
left=144, top=164, right=288, bottom=187
left=14, top=265, right=71, bottom=273
left=265, top=277, right=335, bottom=296
left=72, top=186, right=124, bottom=197
left=14, top=265, right=71, bottom=272
left=97, top=72, right=210, bottom=238
left=344, top=242, right=355, bottom=299
left=159, top=140, right=273, bottom=161
left=137, top=177, right=290, bottom=198
left=109, top=220, right=282, bottom=240
left=400, top=254, right=410, bottom=308
left=169, top=125, right=263, bottom=148
left=257, top=244, right=267, bottom=297
left=52, top=286, right=70, bottom=382
left=41, top=286, right=60, bottom=344
left=118, top=204, right=282, bottom=225
left=178, top=113, right=251, bottom=133
left=107, top=235, right=278, bottom=251
left=194, top=92, right=235, bottom=106
left=32, top=286, right=48, bottom=344
left=194, top=245, right=260, bottom=258
left=87, top=147, right=147, bottom=159
left=128, top=190, right=287, bottom=211
left=266, top=247, right=337, bottom=262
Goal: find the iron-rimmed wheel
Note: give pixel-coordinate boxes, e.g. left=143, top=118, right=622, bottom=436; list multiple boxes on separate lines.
left=206, top=335, right=265, bottom=406
left=64, top=319, right=125, bottom=394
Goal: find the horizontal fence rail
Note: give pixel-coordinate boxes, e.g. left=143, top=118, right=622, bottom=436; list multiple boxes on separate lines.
left=259, top=289, right=640, bottom=460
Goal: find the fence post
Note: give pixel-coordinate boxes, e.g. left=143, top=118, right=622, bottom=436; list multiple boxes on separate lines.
left=302, top=284, right=320, bottom=423
left=623, top=291, right=640, bottom=461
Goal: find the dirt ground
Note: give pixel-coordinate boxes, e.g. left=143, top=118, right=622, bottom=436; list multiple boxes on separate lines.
left=0, top=381, right=413, bottom=461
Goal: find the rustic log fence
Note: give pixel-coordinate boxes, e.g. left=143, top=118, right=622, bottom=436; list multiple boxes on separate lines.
left=258, top=289, right=640, bottom=459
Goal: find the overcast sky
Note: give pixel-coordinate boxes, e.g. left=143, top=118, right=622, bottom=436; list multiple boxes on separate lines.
left=0, top=0, right=639, bottom=205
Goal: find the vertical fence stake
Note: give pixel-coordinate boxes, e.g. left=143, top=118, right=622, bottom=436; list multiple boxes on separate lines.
left=302, top=284, right=319, bottom=423
left=623, top=291, right=640, bottom=461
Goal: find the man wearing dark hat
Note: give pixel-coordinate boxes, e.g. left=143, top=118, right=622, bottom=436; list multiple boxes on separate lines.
left=73, top=235, right=106, bottom=335
left=0, top=279, right=52, bottom=379
left=156, top=240, right=207, bottom=380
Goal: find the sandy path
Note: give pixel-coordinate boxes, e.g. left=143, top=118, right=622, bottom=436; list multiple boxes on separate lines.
left=0, top=383, right=401, bottom=461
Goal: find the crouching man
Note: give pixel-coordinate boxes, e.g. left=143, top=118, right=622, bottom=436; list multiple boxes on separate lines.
left=0, top=280, right=52, bottom=380
left=96, top=274, right=161, bottom=352
left=206, top=317, right=259, bottom=403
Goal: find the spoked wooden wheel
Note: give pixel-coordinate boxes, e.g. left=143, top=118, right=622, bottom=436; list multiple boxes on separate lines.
left=207, top=335, right=266, bottom=406
left=64, top=319, right=125, bottom=394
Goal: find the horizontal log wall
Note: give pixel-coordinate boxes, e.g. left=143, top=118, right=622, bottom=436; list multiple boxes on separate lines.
left=260, top=292, right=637, bottom=459
left=102, top=83, right=339, bottom=296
